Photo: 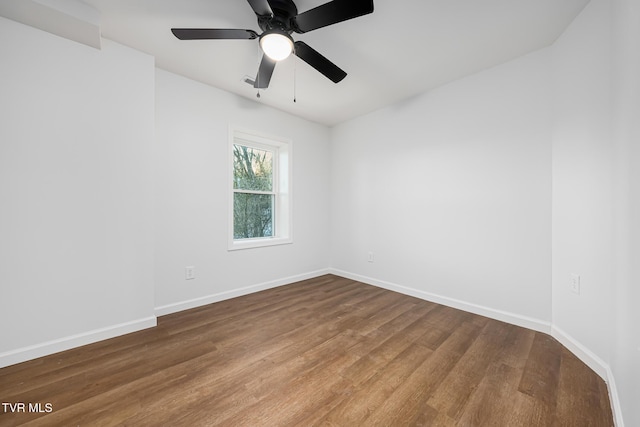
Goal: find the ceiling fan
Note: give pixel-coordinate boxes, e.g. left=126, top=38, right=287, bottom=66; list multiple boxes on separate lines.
left=171, top=0, right=374, bottom=89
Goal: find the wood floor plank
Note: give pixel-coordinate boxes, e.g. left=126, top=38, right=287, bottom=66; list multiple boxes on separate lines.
left=455, top=362, right=520, bottom=426
left=323, top=343, right=433, bottom=426
left=555, top=347, right=614, bottom=426
left=0, top=275, right=614, bottom=427
left=426, top=319, right=513, bottom=420
left=364, top=326, right=480, bottom=425
left=518, top=332, right=563, bottom=408
left=213, top=348, right=357, bottom=426
left=508, top=390, right=556, bottom=427
left=340, top=303, right=437, bottom=386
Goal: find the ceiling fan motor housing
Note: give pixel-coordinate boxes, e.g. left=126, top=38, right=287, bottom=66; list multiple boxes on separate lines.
left=257, top=0, right=298, bottom=33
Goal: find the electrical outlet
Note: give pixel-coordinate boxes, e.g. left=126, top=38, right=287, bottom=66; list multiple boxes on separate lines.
left=185, top=266, right=195, bottom=280
left=367, top=252, right=374, bottom=263
left=570, top=273, right=580, bottom=294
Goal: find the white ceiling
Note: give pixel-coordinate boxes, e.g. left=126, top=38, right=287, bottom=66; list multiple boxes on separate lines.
left=77, top=0, right=588, bottom=126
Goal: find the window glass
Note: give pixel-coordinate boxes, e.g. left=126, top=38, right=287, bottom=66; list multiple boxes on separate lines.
left=233, top=145, right=273, bottom=192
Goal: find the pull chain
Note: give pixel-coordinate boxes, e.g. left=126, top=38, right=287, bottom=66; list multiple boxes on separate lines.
left=256, top=66, right=260, bottom=98
left=256, top=46, right=261, bottom=98
left=293, top=56, right=297, bottom=103
left=256, top=70, right=260, bottom=98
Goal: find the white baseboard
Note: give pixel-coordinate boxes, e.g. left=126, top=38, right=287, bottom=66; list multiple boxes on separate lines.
left=0, top=316, right=157, bottom=369
left=0, top=270, right=329, bottom=369
left=605, top=366, right=624, bottom=427
left=0, top=269, right=331, bottom=369
left=551, top=325, right=609, bottom=379
left=552, top=325, right=625, bottom=427
left=154, top=268, right=331, bottom=317
left=331, top=268, right=624, bottom=426
left=1, top=269, right=624, bottom=426
left=330, top=269, right=551, bottom=334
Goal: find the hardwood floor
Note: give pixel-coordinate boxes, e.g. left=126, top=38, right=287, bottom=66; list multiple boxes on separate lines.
left=0, top=275, right=614, bottom=426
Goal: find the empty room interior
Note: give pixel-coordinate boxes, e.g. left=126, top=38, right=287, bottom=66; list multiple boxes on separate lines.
left=0, top=0, right=638, bottom=425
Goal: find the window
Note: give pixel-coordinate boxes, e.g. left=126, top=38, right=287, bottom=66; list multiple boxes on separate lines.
left=229, top=127, right=291, bottom=250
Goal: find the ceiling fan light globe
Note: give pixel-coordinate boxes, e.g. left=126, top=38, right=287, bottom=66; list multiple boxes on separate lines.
left=260, top=32, right=293, bottom=61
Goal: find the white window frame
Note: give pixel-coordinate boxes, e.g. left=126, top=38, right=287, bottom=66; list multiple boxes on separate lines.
left=228, top=125, right=292, bottom=251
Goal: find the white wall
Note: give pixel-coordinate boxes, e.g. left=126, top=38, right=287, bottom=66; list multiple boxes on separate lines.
left=0, top=17, right=156, bottom=366
left=330, top=49, right=553, bottom=329
left=611, top=0, right=640, bottom=424
left=551, top=1, right=640, bottom=424
left=551, top=0, right=613, bottom=365
left=153, top=69, right=331, bottom=314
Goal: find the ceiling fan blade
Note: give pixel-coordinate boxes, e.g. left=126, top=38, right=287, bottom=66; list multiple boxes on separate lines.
left=246, top=0, right=273, bottom=17
left=294, top=41, right=346, bottom=83
left=254, top=54, right=277, bottom=89
left=293, top=0, right=374, bottom=33
left=171, top=28, right=259, bottom=40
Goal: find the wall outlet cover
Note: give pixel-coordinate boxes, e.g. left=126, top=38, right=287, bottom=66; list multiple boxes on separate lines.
left=570, top=273, right=580, bottom=294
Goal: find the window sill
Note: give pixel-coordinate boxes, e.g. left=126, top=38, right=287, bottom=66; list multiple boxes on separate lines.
left=228, top=236, right=293, bottom=251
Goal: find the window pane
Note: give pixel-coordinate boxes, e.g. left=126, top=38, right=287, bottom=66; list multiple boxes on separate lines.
left=233, top=193, right=274, bottom=239
left=233, top=144, right=273, bottom=191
